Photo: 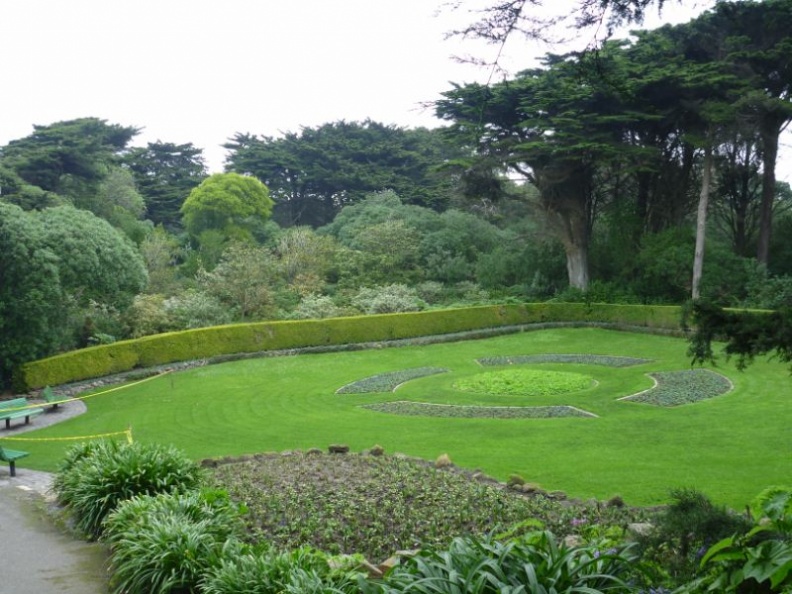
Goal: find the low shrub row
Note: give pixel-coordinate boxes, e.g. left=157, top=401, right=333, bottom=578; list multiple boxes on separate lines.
left=15, top=303, right=683, bottom=391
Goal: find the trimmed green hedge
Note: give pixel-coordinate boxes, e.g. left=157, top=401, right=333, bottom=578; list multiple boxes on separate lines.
left=14, top=303, right=682, bottom=391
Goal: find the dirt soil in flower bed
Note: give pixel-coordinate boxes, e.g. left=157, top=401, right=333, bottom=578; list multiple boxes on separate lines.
left=205, top=450, right=651, bottom=562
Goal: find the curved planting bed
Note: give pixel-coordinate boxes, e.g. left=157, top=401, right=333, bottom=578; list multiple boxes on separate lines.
left=336, top=367, right=449, bottom=394
left=620, top=369, right=733, bottom=406
left=361, top=401, right=596, bottom=419
left=477, top=354, right=651, bottom=367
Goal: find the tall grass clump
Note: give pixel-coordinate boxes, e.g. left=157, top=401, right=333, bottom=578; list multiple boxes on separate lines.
left=104, top=490, right=245, bottom=594
left=52, top=440, right=204, bottom=538
left=365, top=531, right=639, bottom=594
left=202, top=546, right=363, bottom=594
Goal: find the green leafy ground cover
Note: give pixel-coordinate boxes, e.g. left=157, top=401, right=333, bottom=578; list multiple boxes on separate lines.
left=453, top=369, right=594, bottom=397
left=336, top=367, right=449, bottom=393
left=361, top=401, right=595, bottom=418
left=622, top=369, right=733, bottom=406
left=12, top=328, right=790, bottom=508
left=208, top=451, right=646, bottom=561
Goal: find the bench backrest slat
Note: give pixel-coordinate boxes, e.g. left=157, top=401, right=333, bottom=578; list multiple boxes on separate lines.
left=0, top=398, right=28, bottom=410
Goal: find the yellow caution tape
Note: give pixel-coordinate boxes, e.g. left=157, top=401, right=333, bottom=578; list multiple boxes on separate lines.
left=0, top=428, right=134, bottom=444
left=1, top=371, right=172, bottom=413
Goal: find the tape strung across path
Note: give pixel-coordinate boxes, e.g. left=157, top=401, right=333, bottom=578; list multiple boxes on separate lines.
left=0, top=428, right=134, bottom=444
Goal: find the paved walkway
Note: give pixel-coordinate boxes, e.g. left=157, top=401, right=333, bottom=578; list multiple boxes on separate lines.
left=0, top=401, right=109, bottom=593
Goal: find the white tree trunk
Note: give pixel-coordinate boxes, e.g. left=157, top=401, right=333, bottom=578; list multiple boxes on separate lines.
left=692, top=145, right=713, bottom=300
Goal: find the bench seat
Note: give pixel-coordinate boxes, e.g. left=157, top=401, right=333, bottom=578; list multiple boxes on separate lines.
left=0, top=445, right=29, bottom=477
left=0, top=398, right=44, bottom=429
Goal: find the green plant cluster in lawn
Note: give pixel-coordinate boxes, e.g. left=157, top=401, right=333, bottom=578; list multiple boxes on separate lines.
left=623, top=369, right=732, bottom=406
left=336, top=367, right=448, bottom=393
left=207, top=451, right=647, bottom=563
left=361, top=401, right=595, bottom=419
left=478, top=354, right=652, bottom=367
left=453, top=369, right=593, bottom=397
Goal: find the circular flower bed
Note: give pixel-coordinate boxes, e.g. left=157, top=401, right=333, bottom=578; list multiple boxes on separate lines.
left=453, top=369, right=594, bottom=397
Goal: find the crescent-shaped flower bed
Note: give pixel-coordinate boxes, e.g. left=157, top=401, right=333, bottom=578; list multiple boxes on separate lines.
left=620, top=369, right=733, bottom=406
left=361, top=401, right=596, bottom=419
left=336, top=367, right=449, bottom=394
left=477, top=354, right=651, bottom=367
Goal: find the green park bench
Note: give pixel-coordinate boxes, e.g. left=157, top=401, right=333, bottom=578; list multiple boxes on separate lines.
left=0, top=444, right=29, bottom=477
left=41, top=386, right=69, bottom=409
left=0, top=398, right=44, bottom=429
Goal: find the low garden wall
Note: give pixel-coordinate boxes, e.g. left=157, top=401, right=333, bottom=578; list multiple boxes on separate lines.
left=14, top=302, right=682, bottom=391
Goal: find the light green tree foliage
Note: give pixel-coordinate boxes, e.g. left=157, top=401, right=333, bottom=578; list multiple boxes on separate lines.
left=0, top=203, right=62, bottom=383
left=35, top=206, right=147, bottom=308
left=164, top=290, right=231, bottom=330
left=351, top=284, right=426, bottom=314
left=356, top=219, right=423, bottom=284
left=181, top=173, right=274, bottom=245
left=92, top=167, right=151, bottom=243
left=139, top=226, right=181, bottom=295
left=275, top=226, right=338, bottom=295
left=197, top=242, right=278, bottom=321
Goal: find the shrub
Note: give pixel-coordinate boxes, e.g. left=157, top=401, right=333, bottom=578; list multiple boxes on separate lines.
left=681, top=487, right=792, bottom=594
left=289, top=294, right=343, bottom=320
left=52, top=440, right=204, bottom=538
left=351, top=284, right=426, bottom=314
left=636, top=488, right=751, bottom=587
left=367, top=532, right=639, bottom=594
left=202, top=546, right=362, bottom=594
left=104, top=490, right=245, bottom=594
left=164, top=289, right=232, bottom=330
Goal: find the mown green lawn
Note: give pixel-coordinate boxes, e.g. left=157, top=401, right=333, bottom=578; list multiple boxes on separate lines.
left=9, top=328, right=790, bottom=508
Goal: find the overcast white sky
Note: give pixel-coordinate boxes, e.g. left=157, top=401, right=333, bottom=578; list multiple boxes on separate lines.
left=8, top=0, right=783, bottom=177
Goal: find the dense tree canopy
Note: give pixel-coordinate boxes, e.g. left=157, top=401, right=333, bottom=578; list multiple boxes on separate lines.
left=0, top=204, right=147, bottom=384
left=124, top=141, right=207, bottom=230
left=225, top=120, right=463, bottom=227
left=0, top=117, right=138, bottom=201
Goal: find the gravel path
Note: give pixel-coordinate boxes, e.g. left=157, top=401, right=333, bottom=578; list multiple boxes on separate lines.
left=0, top=399, right=109, bottom=593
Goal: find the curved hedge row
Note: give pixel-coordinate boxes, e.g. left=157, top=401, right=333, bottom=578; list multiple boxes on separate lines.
left=14, top=303, right=682, bottom=391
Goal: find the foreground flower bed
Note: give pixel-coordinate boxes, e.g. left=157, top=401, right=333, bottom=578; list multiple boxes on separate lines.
left=207, top=451, right=645, bottom=562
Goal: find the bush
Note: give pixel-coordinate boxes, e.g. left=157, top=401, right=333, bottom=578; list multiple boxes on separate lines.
left=636, top=488, right=752, bottom=588
left=16, top=302, right=685, bottom=390
left=202, top=546, right=362, bottom=594
left=164, top=289, right=232, bottom=330
left=52, top=440, right=204, bottom=538
left=681, top=487, right=792, bottom=594
left=367, top=532, right=639, bottom=594
left=104, top=490, right=245, bottom=594
left=351, top=284, right=426, bottom=314
left=288, top=294, right=343, bottom=320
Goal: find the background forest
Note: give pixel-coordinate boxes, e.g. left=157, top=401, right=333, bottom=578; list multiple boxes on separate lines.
left=2, top=0, right=792, bottom=386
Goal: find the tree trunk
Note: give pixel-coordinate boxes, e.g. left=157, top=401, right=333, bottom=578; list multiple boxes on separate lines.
left=757, top=125, right=779, bottom=266
left=692, top=145, right=713, bottom=300
left=563, top=241, right=590, bottom=291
